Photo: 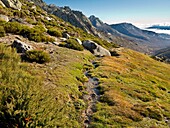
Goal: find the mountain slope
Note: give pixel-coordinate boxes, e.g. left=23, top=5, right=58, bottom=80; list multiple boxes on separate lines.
left=89, top=16, right=170, bottom=54
left=30, top=0, right=98, bottom=35
left=110, top=23, right=170, bottom=53
left=0, top=0, right=170, bottom=127
left=91, top=48, right=170, bottom=127
left=147, top=25, right=170, bottom=30
left=89, top=15, right=122, bottom=36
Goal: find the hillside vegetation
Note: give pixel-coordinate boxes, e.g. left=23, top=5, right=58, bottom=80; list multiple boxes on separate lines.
left=0, top=43, right=95, bottom=127
left=0, top=1, right=115, bottom=49
left=0, top=0, right=170, bottom=128
left=90, top=48, right=170, bottom=127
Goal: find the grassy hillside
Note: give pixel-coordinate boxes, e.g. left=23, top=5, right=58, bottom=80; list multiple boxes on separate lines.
left=0, top=43, right=94, bottom=127
left=90, top=48, right=170, bottom=127
left=0, top=0, right=170, bottom=128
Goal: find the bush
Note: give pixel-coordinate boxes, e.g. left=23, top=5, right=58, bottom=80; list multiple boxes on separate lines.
left=0, top=44, right=60, bottom=127
left=2, top=22, right=54, bottom=42
left=27, top=32, right=55, bottom=42
left=59, top=39, right=84, bottom=51
left=33, top=24, right=46, bottom=33
left=0, top=26, right=5, bottom=37
left=4, top=22, right=23, bottom=34
left=25, top=50, right=50, bottom=64
left=21, top=25, right=55, bottom=42
left=47, top=28, right=62, bottom=37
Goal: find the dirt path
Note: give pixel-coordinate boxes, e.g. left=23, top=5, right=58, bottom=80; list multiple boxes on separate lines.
left=82, top=61, right=100, bottom=128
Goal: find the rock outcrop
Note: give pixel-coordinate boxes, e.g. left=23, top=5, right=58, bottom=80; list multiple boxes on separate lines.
left=1, top=0, right=22, bottom=10
left=31, top=1, right=98, bottom=36
left=0, top=0, right=6, bottom=7
left=82, top=40, right=111, bottom=56
left=62, top=32, right=70, bottom=39
left=89, top=15, right=123, bottom=37
left=49, top=6, right=98, bottom=35
left=0, top=14, right=9, bottom=22
left=75, top=38, right=82, bottom=45
left=12, top=40, right=33, bottom=53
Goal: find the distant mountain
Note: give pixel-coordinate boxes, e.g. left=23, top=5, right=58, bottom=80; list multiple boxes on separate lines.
left=89, top=15, right=148, bottom=52
left=110, top=23, right=150, bottom=40
left=147, top=25, right=170, bottom=30
left=89, top=15, right=123, bottom=36
left=111, top=23, right=170, bottom=41
left=89, top=15, right=170, bottom=53
left=109, top=23, right=170, bottom=53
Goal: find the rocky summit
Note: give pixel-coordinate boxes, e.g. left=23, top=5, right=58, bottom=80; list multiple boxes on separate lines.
left=0, top=0, right=170, bottom=128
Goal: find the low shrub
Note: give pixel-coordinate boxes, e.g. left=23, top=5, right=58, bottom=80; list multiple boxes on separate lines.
left=25, top=50, right=50, bottom=64
left=27, top=32, right=55, bottom=42
left=59, top=39, right=84, bottom=51
left=4, top=22, right=23, bottom=34
left=4, top=23, right=55, bottom=42
left=2, top=22, right=54, bottom=42
left=33, top=24, right=46, bottom=33
left=0, top=26, right=5, bottom=37
left=47, top=28, right=62, bottom=37
left=0, top=44, right=60, bottom=127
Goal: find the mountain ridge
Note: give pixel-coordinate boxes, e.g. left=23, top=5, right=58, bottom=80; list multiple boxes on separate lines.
left=89, top=15, right=170, bottom=54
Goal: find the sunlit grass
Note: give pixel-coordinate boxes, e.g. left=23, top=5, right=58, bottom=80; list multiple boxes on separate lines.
left=91, top=48, right=170, bottom=127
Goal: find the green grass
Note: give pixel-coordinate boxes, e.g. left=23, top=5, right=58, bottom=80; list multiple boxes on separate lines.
left=24, top=45, right=94, bottom=127
left=90, top=48, right=170, bottom=127
left=0, top=43, right=95, bottom=127
left=2, top=0, right=170, bottom=127
left=0, top=43, right=61, bottom=127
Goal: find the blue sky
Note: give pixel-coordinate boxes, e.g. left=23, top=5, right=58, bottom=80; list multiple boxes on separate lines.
left=44, top=0, right=170, bottom=25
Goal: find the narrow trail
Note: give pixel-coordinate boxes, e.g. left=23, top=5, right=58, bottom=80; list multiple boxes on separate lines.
left=82, top=61, right=100, bottom=128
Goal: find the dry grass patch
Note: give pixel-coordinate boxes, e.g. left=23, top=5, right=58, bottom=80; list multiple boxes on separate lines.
left=90, top=48, right=170, bottom=127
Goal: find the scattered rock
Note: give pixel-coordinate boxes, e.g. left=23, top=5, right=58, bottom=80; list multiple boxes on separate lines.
left=12, top=40, right=33, bottom=53
left=0, top=14, right=9, bottom=22
left=82, top=40, right=111, bottom=56
left=45, top=16, right=52, bottom=21
left=51, top=42, right=59, bottom=45
left=9, top=18, right=25, bottom=24
left=31, top=5, right=36, bottom=11
left=60, top=38, right=67, bottom=42
left=75, top=38, right=82, bottom=45
left=1, top=0, right=22, bottom=10
left=0, top=1, right=6, bottom=7
left=62, top=32, right=70, bottom=39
